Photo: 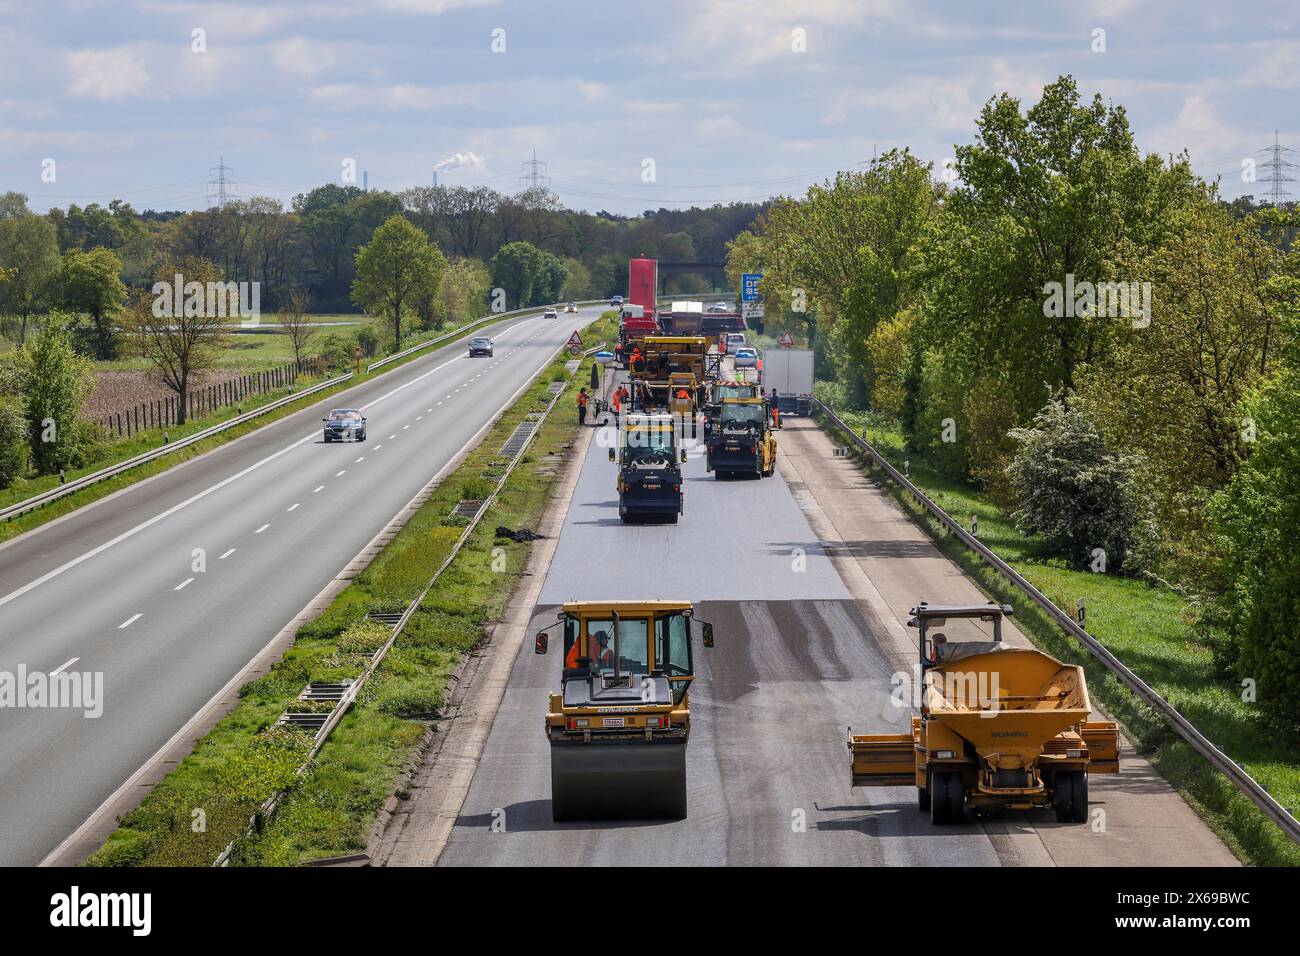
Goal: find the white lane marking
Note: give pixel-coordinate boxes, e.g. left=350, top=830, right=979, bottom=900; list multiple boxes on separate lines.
left=313, top=485, right=324, bottom=493
left=402, top=424, right=411, bottom=430
left=219, top=548, right=236, bottom=559
left=118, top=613, right=142, bottom=629
left=255, top=523, right=270, bottom=534
left=286, top=503, right=300, bottom=512
left=354, top=456, right=365, bottom=463
left=373, top=445, right=382, bottom=450
left=389, top=434, right=397, bottom=439
left=50, top=657, right=78, bottom=676
left=416, top=416, right=423, bottom=421
left=336, top=470, right=346, bottom=477
left=426, top=408, right=432, bottom=413
left=436, top=402, right=443, bottom=406
left=174, top=577, right=194, bottom=591
left=0, top=312, right=559, bottom=611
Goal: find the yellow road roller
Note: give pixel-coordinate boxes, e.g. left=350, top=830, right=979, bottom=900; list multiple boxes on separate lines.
left=534, top=600, right=713, bottom=821
left=848, top=602, right=1119, bottom=824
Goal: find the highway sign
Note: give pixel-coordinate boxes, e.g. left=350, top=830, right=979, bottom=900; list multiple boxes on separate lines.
left=566, top=330, right=583, bottom=356
left=741, top=272, right=763, bottom=301
left=778, top=331, right=794, bottom=348
left=568, top=344, right=581, bottom=356
left=741, top=300, right=765, bottom=320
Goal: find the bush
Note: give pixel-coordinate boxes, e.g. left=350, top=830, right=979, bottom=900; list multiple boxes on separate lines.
left=0, top=395, right=29, bottom=488
left=315, top=332, right=354, bottom=371
left=1007, top=396, right=1148, bottom=572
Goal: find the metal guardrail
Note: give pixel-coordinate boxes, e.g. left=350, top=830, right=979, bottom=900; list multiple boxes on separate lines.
left=813, top=398, right=1300, bottom=845
left=215, top=356, right=578, bottom=865
left=366, top=300, right=608, bottom=374
left=0, top=372, right=353, bottom=524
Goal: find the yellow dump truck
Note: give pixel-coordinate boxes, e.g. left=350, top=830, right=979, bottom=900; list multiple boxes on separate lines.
left=534, top=601, right=714, bottom=821
left=848, top=602, right=1119, bottom=824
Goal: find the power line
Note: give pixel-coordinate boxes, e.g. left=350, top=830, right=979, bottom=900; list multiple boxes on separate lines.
left=1257, top=131, right=1297, bottom=206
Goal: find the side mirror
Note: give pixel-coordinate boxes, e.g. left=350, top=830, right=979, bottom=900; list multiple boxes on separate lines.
left=680, top=449, right=688, bottom=463
left=608, top=448, right=616, bottom=462
left=534, top=632, right=549, bottom=655
left=701, top=622, right=714, bottom=648
left=321, top=417, right=327, bottom=422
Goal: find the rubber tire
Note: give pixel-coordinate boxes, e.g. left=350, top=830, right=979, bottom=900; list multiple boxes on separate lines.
left=930, top=771, right=952, bottom=825
left=918, top=771, right=931, bottom=811
left=944, top=771, right=965, bottom=823
left=323, top=434, right=332, bottom=443
left=1053, top=771, right=1076, bottom=822
left=1070, top=771, right=1089, bottom=823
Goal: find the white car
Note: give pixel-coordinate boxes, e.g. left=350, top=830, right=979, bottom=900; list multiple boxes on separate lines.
left=564, top=302, right=578, bottom=313
left=543, top=308, right=558, bottom=319
left=732, top=346, right=758, bottom=368
left=724, top=332, right=747, bottom=350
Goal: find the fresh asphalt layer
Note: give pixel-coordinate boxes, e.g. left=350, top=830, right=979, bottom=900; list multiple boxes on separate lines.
left=0, top=306, right=603, bottom=866
left=439, top=419, right=1048, bottom=866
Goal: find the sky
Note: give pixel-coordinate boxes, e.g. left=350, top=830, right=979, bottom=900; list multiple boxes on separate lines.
left=1, top=0, right=1297, bottom=215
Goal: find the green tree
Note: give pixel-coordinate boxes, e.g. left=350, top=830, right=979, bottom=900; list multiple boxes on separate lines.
left=490, top=241, right=544, bottom=311
left=61, top=247, right=127, bottom=359
left=1007, top=397, right=1148, bottom=572
left=0, top=213, right=62, bottom=343
left=352, top=214, right=445, bottom=349
left=559, top=257, right=591, bottom=301
left=1204, top=317, right=1300, bottom=722
left=532, top=252, right=567, bottom=306
left=15, top=320, right=91, bottom=473
left=0, top=395, right=29, bottom=488
left=437, top=257, right=492, bottom=328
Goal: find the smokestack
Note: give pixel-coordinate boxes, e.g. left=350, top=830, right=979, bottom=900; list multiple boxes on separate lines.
left=363, top=170, right=368, bottom=192
left=432, top=170, right=438, bottom=188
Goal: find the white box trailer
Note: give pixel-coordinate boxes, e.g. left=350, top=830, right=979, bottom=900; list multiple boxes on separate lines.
left=760, top=349, right=814, bottom=415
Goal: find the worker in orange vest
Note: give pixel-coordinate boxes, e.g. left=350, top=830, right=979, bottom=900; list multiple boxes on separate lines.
left=577, top=387, right=589, bottom=426
left=769, top=388, right=780, bottom=429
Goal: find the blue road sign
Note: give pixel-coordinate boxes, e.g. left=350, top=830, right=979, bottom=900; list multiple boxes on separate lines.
left=741, top=272, right=763, bottom=302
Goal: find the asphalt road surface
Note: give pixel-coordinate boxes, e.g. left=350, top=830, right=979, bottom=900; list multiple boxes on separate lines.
left=439, top=407, right=1234, bottom=866
left=0, top=305, right=603, bottom=866
left=440, top=419, right=1037, bottom=866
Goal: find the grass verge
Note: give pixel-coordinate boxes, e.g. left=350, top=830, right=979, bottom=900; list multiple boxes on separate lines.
left=86, top=313, right=615, bottom=867
left=816, top=407, right=1299, bottom=867
left=0, top=307, right=574, bottom=546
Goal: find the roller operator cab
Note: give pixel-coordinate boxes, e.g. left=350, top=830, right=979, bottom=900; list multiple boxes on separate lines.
left=609, top=414, right=687, bottom=523
left=703, top=380, right=762, bottom=440
left=534, top=601, right=715, bottom=821
left=847, top=602, right=1120, bottom=825
left=706, top=397, right=776, bottom=478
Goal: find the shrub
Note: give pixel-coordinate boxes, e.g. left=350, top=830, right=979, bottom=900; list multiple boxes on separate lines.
left=1007, top=396, right=1148, bottom=572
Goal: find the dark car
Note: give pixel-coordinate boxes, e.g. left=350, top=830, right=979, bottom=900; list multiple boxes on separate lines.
left=469, top=336, right=493, bottom=357
left=323, top=408, right=366, bottom=442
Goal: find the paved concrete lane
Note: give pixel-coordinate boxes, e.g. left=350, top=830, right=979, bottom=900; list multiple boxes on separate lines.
left=0, top=306, right=603, bottom=865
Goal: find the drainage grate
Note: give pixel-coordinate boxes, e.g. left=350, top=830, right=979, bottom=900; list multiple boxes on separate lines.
left=548, top=381, right=567, bottom=395
left=365, top=611, right=404, bottom=627
left=299, top=681, right=351, bottom=701
left=277, top=712, right=330, bottom=736
left=498, top=414, right=545, bottom=457
left=451, top=498, right=486, bottom=520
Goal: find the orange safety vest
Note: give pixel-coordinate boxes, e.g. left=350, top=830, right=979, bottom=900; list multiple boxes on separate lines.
left=577, top=392, right=588, bottom=408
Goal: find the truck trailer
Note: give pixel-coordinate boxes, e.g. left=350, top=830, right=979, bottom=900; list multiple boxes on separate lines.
left=761, top=348, right=814, bottom=415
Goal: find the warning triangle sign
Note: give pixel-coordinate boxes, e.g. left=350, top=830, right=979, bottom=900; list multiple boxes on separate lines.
left=778, top=331, right=794, bottom=348
left=567, top=330, right=584, bottom=348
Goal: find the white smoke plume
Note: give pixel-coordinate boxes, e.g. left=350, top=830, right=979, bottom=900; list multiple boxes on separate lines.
left=433, top=151, right=484, bottom=173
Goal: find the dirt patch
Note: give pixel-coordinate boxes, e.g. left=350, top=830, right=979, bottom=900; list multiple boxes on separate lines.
left=83, top=370, right=224, bottom=421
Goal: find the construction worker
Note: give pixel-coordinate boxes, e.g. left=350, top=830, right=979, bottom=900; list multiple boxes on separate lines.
left=577, top=387, right=589, bottom=426
left=610, top=384, right=627, bottom=427
left=568, top=625, right=614, bottom=669
left=770, top=387, right=781, bottom=429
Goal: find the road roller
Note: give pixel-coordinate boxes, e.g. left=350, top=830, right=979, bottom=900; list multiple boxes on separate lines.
left=534, top=601, right=713, bottom=821
left=848, top=601, right=1119, bottom=824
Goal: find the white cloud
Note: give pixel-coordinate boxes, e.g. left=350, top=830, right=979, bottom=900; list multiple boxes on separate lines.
left=66, top=47, right=152, bottom=101
left=274, top=37, right=337, bottom=76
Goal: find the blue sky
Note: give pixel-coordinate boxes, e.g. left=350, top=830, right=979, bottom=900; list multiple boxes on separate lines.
left=2, top=0, right=1296, bottom=214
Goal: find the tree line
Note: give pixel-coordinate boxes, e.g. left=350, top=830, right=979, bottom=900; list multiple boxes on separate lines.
left=728, top=75, right=1299, bottom=723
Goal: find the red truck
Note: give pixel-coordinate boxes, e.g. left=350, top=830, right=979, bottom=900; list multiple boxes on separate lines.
left=617, top=258, right=660, bottom=366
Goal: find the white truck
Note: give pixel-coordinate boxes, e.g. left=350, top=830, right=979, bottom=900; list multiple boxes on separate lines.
left=760, top=348, right=814, bottom=415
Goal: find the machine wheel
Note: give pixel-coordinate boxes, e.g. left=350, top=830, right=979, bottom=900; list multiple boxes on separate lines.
left=929, top=771, right=952, bottom=824
left=918, top=773, right=931, bottom=811
left=1053, top=771, right=1078, bottom=822
left=1070, top=771, right=1089, bottom=823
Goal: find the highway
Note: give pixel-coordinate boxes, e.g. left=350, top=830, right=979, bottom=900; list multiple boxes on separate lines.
left=437, top=404, right=1238, bottom=866
left=0, top=305, right=604, bottom=866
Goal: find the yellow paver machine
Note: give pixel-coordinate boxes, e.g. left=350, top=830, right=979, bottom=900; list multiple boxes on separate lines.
left=535, top=601, right=714, bottom=821
left=848, top=602, right=1119, bottom=824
